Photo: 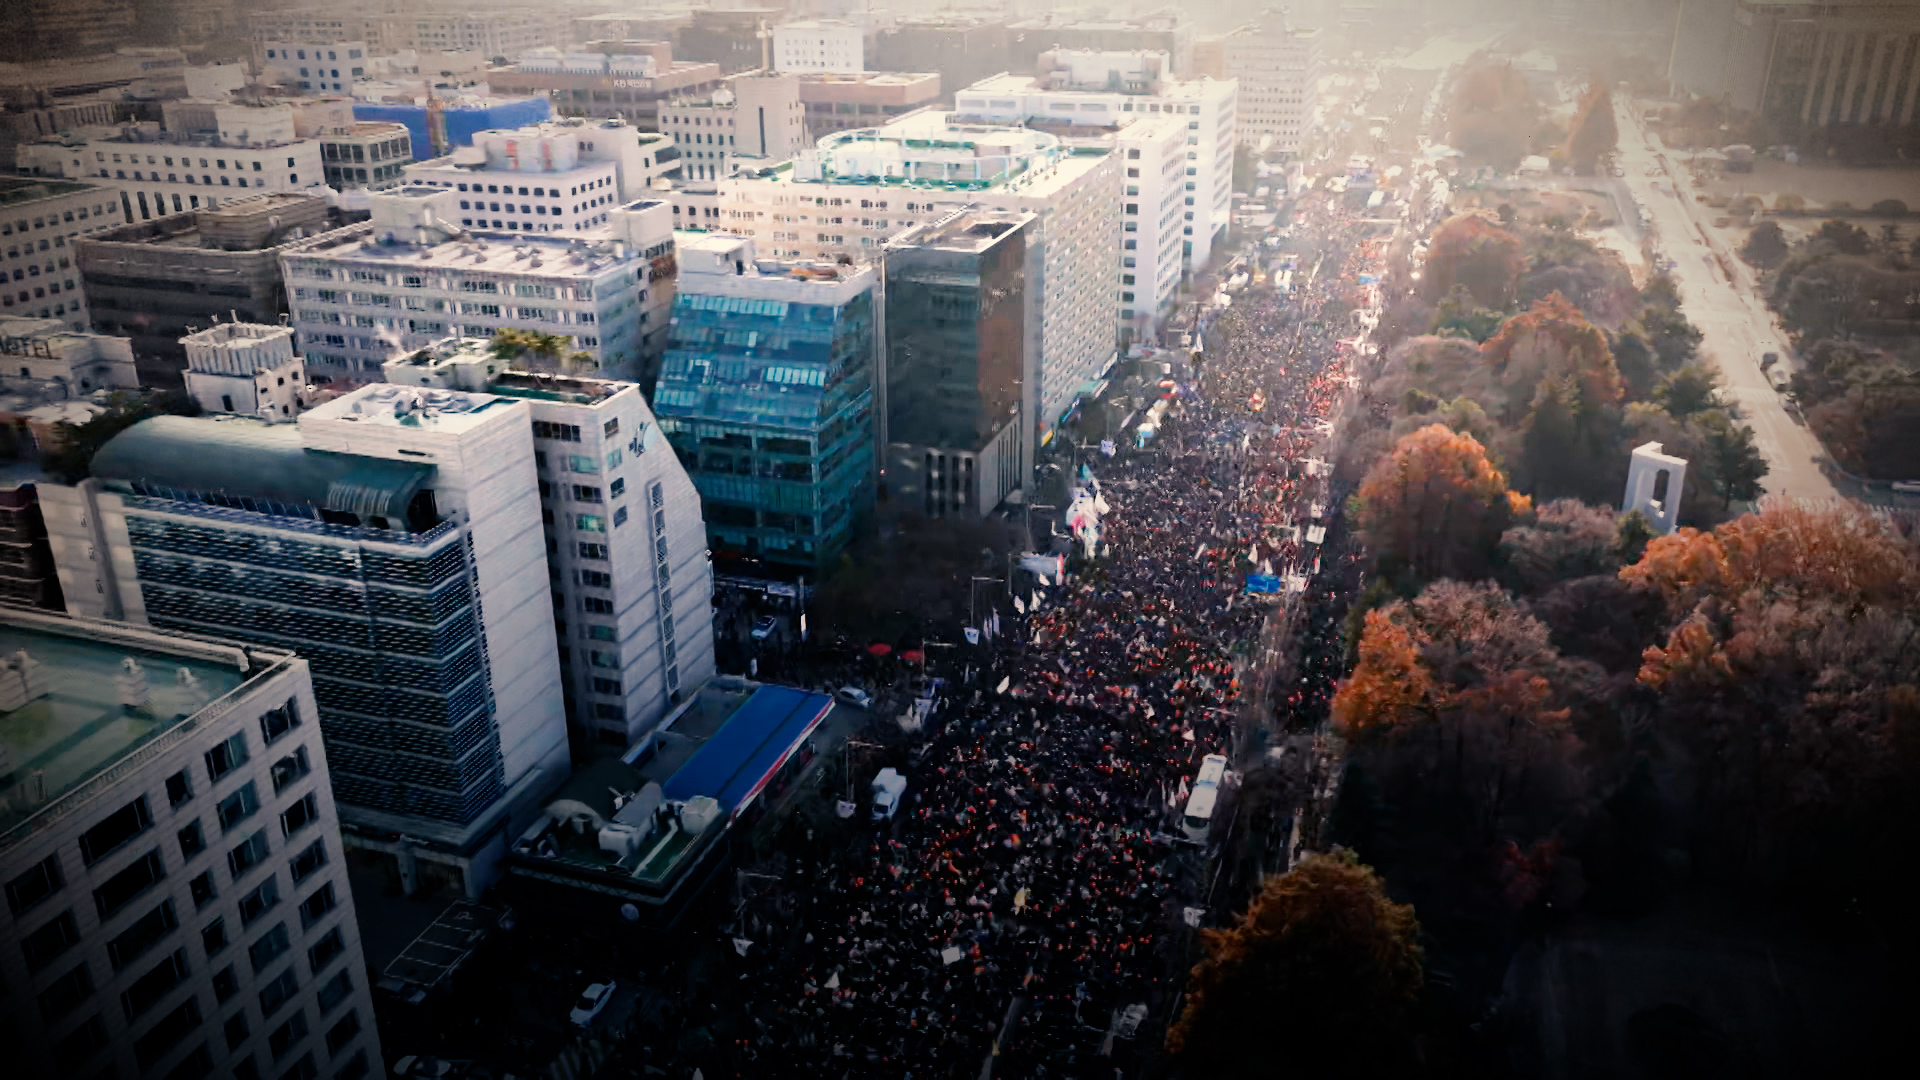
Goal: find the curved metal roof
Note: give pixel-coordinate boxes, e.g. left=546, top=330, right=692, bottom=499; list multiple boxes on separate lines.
left=91, top=415, right=433, bottom=521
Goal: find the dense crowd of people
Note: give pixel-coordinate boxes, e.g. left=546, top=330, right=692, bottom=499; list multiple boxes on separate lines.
left=623, top=201, right=1387, bottom=1080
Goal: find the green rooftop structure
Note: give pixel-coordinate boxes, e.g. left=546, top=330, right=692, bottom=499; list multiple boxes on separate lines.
left=0, top=617, right=251, bottom=835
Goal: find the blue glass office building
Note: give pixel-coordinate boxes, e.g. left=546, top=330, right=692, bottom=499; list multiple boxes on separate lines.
left=653, top=234, right=877, bottom=573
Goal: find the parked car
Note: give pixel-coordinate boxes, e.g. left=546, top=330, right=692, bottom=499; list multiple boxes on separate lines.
left=392, top=1057, right=457, bottom=1079
left=836, top=685, right=873, bottom=708
left=570, top=982, right=616, bottom=1027
left=750, top=615, right=778, bottom=640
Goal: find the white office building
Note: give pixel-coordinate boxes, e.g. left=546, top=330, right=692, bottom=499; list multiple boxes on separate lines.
left=773, top=20, right=869, bottom=75
left=0, top=607, right=380, bottom=1080
left=0, top=178, right=125, bottom=330
left=382, top=342, right=716, bottom=748
left=1110, top=116, right=1189, bottom=332
left=1219, top=15, right=1320, bottom=156
left=14, top=103, right=326, bottom=225
left=670, top=111, right=1119, bottom=449
left=180, top=323, right=307, bottom=424
left=402, top=119, right=676, bottom=235
left=280, top=187, right=674, bottom=388
left=260, top=41, right=372, bottom=94
left=660, top=73, right=808, bottom=183
left=954, top=48, right=1237, bottom=279
left=39, top=382, right=575, bottom=897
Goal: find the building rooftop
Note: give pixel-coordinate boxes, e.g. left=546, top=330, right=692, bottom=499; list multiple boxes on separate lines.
left=92, top=414, right=436, bottom=521
left=0, top=607, right=293, bottom=838
left=0, top=177, right=103, bottom=208
left=332, top=121, right=410, bottom=139
left=285, top=220, right=648, bottom=277
left=676, top=233, right=876, bottom=297
left=800, top=72, right=938, bottom=87
left=81, top=193, right=349, bottom=254
left=888, top=208, right=1036, bottom=253
left=303, top=382, right=519, bottom=436
left=793, top=113, right=1112, bottom=198
left=660, top=684, right=834, bottom=818
left=381, top=337, right=637, bottom=406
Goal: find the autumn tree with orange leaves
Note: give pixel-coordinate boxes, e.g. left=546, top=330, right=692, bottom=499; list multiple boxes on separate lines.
left=1423, top=214, right=1526, bottom=309
left=1168, top=851, right=1423, bottom=1078
left=1481, top=292, right=1625, bottom=424
left=1562, top=87, right=1619, bottom=175
left=1621, top=500, right=1920, bottom=883
left=1355, top=423, right=1532, bottom=584
left=1333, top=581, right=1590, bottom=844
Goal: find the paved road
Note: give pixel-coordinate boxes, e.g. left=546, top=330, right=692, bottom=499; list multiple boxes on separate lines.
left=1612, top=98, right=1844, bottom=504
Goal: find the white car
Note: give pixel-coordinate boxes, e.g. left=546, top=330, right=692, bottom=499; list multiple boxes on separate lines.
left=570, top=981, right=615, bottom=1027
left=836, top=686, right=873, bottom=708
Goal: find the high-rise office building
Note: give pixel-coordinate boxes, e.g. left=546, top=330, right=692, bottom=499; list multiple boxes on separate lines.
left=670, top=111, right=1119, bottom=455
left=1210, top=13, right=1321, bottom=157
left=954, top=47, right=1238, bottom=287
left=39, top=383, right=575, bottom=895
left=280, top=188, right=676, bottom=390
left=882, top=210, right=1037, bottom=518
left=381, top=340, right=717, bottom=750
left=653, top=235, right=877, bottom=574
left=259, top=40, right=373, bottom=95
left=0, top=481, right=62, bottom=609
left=660, top=73, right=808, bottom=183
left=0, top=606, right=381, bottom=1080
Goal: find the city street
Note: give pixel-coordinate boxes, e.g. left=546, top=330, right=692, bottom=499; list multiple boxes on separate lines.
left=1611, top=96, right=1844, bottom=505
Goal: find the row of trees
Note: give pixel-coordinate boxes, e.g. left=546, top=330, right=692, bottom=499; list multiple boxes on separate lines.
left=1380, top=213, right=1762, bottom=530
left=1179, top=202, right=1842, bottom=1063
left=1342, top=490, right=1920, bottom=889
left=1739, top=218, right=1920, bottom=478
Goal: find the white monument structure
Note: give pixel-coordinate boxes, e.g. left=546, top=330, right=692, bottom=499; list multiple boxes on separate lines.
left=1623, top=441, right=1688, bottom=535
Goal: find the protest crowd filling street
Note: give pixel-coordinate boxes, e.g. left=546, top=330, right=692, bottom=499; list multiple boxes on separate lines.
left=625, top=198, right=1386, bottom=1079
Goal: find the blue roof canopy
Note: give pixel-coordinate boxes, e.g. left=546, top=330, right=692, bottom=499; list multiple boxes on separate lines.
left=662, top=686, right=833, bottom=816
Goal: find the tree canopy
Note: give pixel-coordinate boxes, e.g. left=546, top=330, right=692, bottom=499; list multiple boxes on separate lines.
left=1482, top=292, right=1625, bottom=423
left=1621, top=501, right=1920, bottom=868
left=1563, top=87, right=1619, bottom=175
left=1355, top=423, right=1531, bottom=584
left=1424, top=214, right=1526, bottom=310
left=1168, top=851, right=1423, bottom=1078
